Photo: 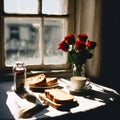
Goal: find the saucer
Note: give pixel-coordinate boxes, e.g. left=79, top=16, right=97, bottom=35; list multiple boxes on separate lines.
left=67, top=84, right=92, bottom=95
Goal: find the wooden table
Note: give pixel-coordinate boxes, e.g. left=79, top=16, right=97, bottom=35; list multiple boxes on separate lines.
left=0, top=78, right=120, bottom=120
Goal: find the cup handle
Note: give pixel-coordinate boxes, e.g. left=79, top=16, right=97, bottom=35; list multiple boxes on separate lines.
left=85, top=78, right=90, bottom=86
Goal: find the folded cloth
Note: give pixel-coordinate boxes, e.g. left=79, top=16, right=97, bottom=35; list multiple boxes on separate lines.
left=6, top=91, right=48, bottom=119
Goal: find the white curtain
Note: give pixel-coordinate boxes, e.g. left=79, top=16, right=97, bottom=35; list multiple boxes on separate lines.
left=76, top=0, right=102, bottom=78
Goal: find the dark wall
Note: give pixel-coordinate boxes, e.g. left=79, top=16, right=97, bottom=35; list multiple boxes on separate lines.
left=100, top=0, right=120, bottom=92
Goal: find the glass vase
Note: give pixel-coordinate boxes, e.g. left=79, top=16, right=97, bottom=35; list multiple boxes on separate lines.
left=73, top=64, right=85, bottom=77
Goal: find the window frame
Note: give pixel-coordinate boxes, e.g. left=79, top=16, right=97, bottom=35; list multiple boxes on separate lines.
left=0, top=0, right=76, bottom=74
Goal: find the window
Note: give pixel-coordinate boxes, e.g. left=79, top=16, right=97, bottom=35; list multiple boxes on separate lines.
left=0, top=0, right=75, bottom=72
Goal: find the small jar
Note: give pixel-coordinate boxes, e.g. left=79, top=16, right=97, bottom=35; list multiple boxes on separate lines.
left=13, top=62, right=26, bottom=92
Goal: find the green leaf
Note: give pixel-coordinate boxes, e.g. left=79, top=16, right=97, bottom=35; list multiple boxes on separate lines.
left=68, top=52, right=80, bottom=64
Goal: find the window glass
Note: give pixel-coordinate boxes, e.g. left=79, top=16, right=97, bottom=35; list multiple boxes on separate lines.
left=5, top=18, right=41, bottom=66
left=4, top=0, right=39, bottom=14
left=2, top=0, right=71, bottom=70
left=44, top=19, right=67, bottom=64
left=42, top=0, right=68, bottom=15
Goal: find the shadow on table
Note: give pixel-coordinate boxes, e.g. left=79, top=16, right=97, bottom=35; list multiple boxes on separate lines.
left=70, top=85, right=120, bottom=103
left=82, top=89, right=119, bottom=103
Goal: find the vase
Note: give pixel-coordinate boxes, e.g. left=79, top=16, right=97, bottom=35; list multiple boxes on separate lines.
left=73, top=64, right=85, bottom=77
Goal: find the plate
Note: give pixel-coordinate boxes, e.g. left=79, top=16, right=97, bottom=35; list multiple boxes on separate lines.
left=29, top=83, right=59, bottom=90
left=67, top=84, right=92, bottom=95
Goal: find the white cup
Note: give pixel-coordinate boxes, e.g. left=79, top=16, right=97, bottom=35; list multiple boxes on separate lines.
left=71, top=76, right=90, bottom=91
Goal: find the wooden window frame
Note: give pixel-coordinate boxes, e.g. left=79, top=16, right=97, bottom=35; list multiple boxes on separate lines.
left=0, top=0, right=76, bottom=77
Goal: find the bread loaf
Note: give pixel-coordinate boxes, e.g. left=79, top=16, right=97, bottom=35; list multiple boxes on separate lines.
left=26, top=74, right=58, bottom=87
left=27, top=74, right=46, bottom=87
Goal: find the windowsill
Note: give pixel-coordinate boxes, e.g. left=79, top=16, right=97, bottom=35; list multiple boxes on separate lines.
left=0, top=69, right=73, bottom=82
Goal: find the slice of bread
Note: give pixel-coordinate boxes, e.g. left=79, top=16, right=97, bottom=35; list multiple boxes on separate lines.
left=39, top=93, right=63, bottom=109
left=45, top=89, right=74, bottom=104
left=46, top=77, right=57, bottom=86
left=39, top=92, right=78, bottom=110
left=39, top=88, right=79, bottom=110
left=27, top=74, right=46, bottom=87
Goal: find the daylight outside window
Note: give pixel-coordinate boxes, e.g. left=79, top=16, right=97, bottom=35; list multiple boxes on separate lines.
left=4, top=0, right=39, bottom=14
left=5, top=18, right=66, bottom=66
left=42, top=0, right=67, bottom=15
left=5, top=18, right=41, bottom=66
left=44, top=19, right=67, bottom=65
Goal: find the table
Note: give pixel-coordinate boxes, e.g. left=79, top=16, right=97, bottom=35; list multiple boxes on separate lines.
left=0, top=78, right=120, bottom=120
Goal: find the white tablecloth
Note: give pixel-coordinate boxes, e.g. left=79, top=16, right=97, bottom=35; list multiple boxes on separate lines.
left=1, top=79, right=120, bottom=120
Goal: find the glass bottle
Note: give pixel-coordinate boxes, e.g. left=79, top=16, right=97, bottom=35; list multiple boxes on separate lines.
left=13, top=62, right=26, bottom=92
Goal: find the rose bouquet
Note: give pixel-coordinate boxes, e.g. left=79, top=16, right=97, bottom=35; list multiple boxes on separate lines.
left=58, top=33, right=97, bottom=76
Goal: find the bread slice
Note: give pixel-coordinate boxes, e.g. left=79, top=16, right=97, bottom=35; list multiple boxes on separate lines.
left=27, top=74, right=46, bottom=87
left=39, top=93, right=63, bottom=109
left=46, top=77, right=57, bottom=86
left=45, top=89, right=74, bottom=104
left=39, top=92, right=78, bottom=110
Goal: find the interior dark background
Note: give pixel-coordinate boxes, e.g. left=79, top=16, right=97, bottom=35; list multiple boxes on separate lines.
left=98, top=0, right=120, bottom=93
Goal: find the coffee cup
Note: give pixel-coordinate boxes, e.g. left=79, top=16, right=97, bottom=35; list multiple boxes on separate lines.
left=71, top=76, right=90, bottom=91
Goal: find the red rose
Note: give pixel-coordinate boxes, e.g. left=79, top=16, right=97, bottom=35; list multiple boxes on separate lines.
left=77, top=33, right=88, bottom=42
left=64, top=34, right=75, bottom=45
left=86, top=40, right=97, bottom=49
left=58, top=40, right=69, bottom=52
left=75, top=40, right=86, bottom=51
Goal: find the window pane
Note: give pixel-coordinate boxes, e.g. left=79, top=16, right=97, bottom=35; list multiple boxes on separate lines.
left=5, top=18, right=41, bottom=66
left=4, top=0, right=39, bottom=14
left=44, top=19, right=67, bottom=65
left=42, top=0, right=68, bottom=15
